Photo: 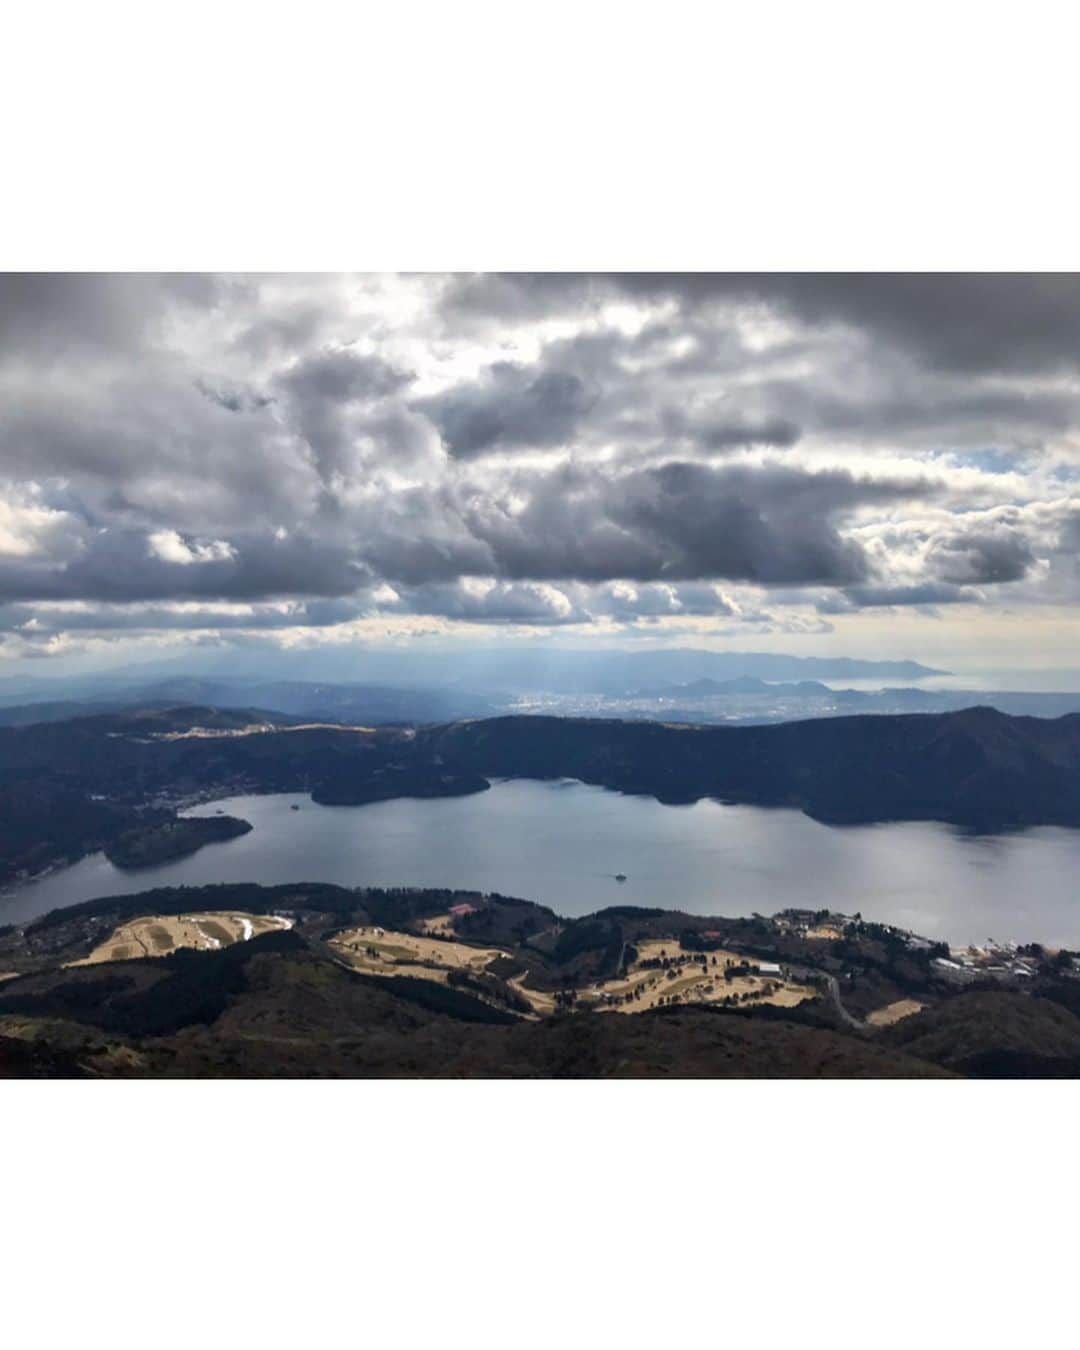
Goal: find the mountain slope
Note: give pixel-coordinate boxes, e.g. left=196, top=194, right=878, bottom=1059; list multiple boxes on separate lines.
left=425, top=706, right=1080, bottom=827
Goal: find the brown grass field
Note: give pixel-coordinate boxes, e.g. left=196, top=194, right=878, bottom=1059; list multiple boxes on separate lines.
left=51, top=907, right=817, bottom=1023
left=418, top=913, right=456, bottom=936
left=331, top=926, right=815, bottom=1020
left=332, top=925, right=506, bottom=974
left=509, top=974, right=556, bottom=1015
left=866, top=998, right=926, bottom=1027
left=332, top=922, right=563, bottom=1016
left=67, top=912, right=293, bottom=967
left=580, top=940, right=813, bottom=1014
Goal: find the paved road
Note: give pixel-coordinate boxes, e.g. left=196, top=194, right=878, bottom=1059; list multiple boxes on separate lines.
left=822, top=973, right=869, bottom=1032
left=787, top=963, right=869, bottom=1032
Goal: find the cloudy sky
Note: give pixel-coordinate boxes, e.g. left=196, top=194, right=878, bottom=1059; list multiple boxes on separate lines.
left=3, top=272, right=1080, bottom=676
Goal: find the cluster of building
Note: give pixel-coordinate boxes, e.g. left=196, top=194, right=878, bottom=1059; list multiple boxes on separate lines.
left=932, top=942, right=1039, bottom=985
left=772, top=908, right=933, bottom=951
left=772, top=908, right=843, bottom=937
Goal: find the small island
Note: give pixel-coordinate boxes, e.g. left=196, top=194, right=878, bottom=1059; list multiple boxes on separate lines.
left=104, top=815, right=253, bottom=869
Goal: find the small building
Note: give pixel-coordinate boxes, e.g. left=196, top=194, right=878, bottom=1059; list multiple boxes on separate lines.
left=932, top=957, right=978, bottom=984
left=757, top=962, right=782, bottom=976
left=449, top=902, right=477, bottom=918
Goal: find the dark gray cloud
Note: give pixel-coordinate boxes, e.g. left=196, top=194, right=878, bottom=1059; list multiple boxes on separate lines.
left=712, top=274, right=1080, bottom=377
left=0, top=273, right=222, bottom=363
left=658, top=407, right=801, bottom=452
left=418, top=361, right=594, bottom=457
left=196, top=380, right=274, bottom=414
left=927, top=525, right=1037, bottom=586
left=0, top=459, right=931, bottom=609
left=276, top=347, right=416, bottom=480
left=439, top=276, right=1080, bottom=456
left=0, top=528, right=370, bottom=605
left=453, top=273, right=1080, bottom=377
left=452, top=460, right=931, bottom=587
left=597, top=461, right=921, bottom=585
left=278, top=348, right=413, bottom=405
left=831, top=583, right=980, bottom=610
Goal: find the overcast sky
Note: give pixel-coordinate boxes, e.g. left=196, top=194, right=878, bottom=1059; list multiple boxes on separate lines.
left=2, top=272, right=1080, bottom=676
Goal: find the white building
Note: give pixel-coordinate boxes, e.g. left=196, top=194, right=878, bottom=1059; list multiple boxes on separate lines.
left=932, top=957, right=978, bottom=984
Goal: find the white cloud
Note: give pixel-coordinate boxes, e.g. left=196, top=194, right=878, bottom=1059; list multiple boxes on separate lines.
left=0, top=488, right=78, bottom=559
left=147, top=529, right=237, bottom=566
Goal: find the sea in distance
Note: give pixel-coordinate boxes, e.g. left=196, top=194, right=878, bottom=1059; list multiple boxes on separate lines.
left=4, top=778, right=1080, bottom=947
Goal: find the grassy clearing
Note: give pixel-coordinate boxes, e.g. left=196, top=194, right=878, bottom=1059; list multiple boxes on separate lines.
left=198, top=920, right=234, bottom=947
left=867, top=999, right=925, bottom=1027
left=509, top=974, right=556, bottom=1015
left=586, top=945, right=814, bottom=1015
left=419, top=914, right=455, bottom=936
left=331, top=925, right=557, bottom=1017
left=332, top=926, right=505, bottom=974
left=360, top=940, right=422, bottom=962
left=67, top=912, right=293, bottom=967
left=659, top=972, right=708, bottom=999
left=635, top=939, right=680, bottom=963
left=148, top=925, right=174, bottom=952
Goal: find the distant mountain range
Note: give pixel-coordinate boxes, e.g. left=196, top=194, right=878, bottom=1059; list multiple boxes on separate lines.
left=0, top=679, right=499, bottom=728
left=619, top=676, right=1080, bottom=722
left=4, top=667, right=1080, bottom=732
left=631, top=676, right=841, bottom=698
left=0, top=645, right=946, bottom=707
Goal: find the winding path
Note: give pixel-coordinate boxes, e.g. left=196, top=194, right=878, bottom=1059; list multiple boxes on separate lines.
left=821, top=973, right=869, bottom=1032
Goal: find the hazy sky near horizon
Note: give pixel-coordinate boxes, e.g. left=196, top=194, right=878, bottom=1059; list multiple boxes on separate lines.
left=3, top=272, right=1080, bottom=676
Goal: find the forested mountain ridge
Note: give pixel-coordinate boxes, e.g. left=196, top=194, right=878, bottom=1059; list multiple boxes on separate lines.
left=5, top=703, right=1080, bottom=887
left=422, top=707, right=1080, bottom=827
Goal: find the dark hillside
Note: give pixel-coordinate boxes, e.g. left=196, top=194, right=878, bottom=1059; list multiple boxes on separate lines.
left=0, top=941, right=953, bottom=1078
left=883, top=990, right=1080, bottom=1076
left=425, top=708, right=1080, bottom=828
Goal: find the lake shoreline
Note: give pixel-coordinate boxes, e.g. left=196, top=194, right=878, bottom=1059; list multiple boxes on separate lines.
left=4, top=780, right=1080, bottom=948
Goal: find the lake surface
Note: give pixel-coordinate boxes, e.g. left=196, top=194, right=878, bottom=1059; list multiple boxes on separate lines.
left=4, top=778, right=1080, bottom=946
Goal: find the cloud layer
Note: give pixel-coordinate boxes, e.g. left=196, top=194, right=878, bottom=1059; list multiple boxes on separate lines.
left=1, top=272, right=1078, bottom=659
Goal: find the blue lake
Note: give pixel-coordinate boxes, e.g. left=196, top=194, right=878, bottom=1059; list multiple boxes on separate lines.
left=4, top=778, right=1080, bottom=946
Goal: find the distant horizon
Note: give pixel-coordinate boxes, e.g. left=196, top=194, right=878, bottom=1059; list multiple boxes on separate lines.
left=11, top=640, right=1080, bottom=697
